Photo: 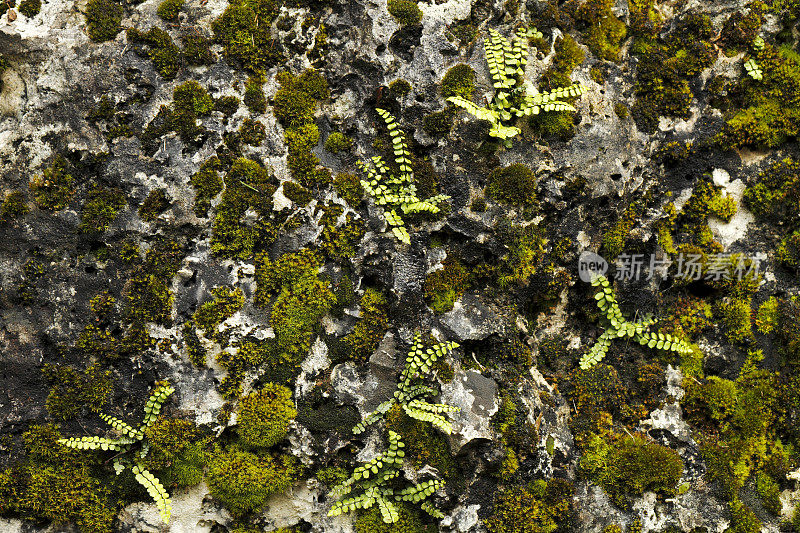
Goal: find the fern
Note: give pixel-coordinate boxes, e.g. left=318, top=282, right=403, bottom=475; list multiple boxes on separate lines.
left=359, top=109, right=450, bottom=244
left=59, top=381, right=175, bottom=524
left=448, top=28, right=587, bottom=147
left=353, top=333, right=459, bottom=435
left=744, top=58, right=763, bottom=81
left=579, top=275, right=692, bottom=369
left=328, top=431, right=445, bottom=523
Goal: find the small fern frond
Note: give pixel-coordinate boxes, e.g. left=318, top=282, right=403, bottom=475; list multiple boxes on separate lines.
left=132, top=464, right=171, bottom=524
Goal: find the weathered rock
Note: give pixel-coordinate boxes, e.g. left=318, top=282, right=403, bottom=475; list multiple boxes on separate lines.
left=440, top=369, right=498, bottom=453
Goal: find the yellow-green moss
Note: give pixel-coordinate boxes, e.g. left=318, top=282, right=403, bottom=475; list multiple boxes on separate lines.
left=138, top=188, right=170, bottom=222
left=340, top=288, right=389, bottom=363
left=29, top=156, right=75, bottom=211
left=716, top=297, right=754, bottom=344
left=194, top=286, right=245, bottom=340
left=354, top=503, right=429, bottom=533
left=182, top=33, right=215, bottom=65
left=85, top=0, right=123, bottom=42
left=80, top=185, right=126, bottom=233
left=424, top=255, right=470, bottom=314
left=42, top=364, right=113, bottom=420
left=423, top=108, right=456, bottom=138
left=333, top=172, right=363, bottom=207
left=239, top=118, right=266, bottom=146
left=541, top=35, right=585, bottom=89
left=126, top=27, right=182, bottom=79
left=283, top=181, right=313, bottom=205
left=386, top=404, right=458, bottom=481
left=324, top=131, right=352, bottom=153
left=211, top=0, right=283, bottom=72
left=440, top=63, right=475, bottom=99
left=156, top=0, right=183, bottom=20
left=755, top=297, right=779, bottom=334
left=487, top=164, right=536, bottom=207
left=576, top=0, right=626, bottom=61
left=244, top=75, right=267, bottom=114
left=206, top=446, right=298, bottom=516
left=486, top=479, right=574, bottom=533
left=190, top=156, right=223, bottom=217
left=237, top=383, right=297, bottom=448
left=144, top=418, right=211, bottom=488
left=18, top=0, right=40, bottom=17
left=1, top=191, right=28, bottom=219
left=387, top=0, right=421, bottom=25
left=389, top=79, right=412, bottom=96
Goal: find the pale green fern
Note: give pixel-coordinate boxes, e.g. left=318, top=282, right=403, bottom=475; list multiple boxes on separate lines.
left=359, top=109, right=450, bottom=244
left=59, top=381, right=175, bottom=524
left=580, top=275, right=692, bottom=369
left=327, top=430, right=444, bottom=523
left=353, top=333, right=459, bottom=435
left=448, top=28, right=587, bottom=147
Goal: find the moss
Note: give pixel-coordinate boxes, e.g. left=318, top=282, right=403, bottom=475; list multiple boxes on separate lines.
left=717, top=45, right=800, bottom=150
left=80, top=185, right=126, bottom=233
left=389, top=78, right=412, bottom=97
left=123, top=238, right=183, bottom=327
left=385, top=404, right=458, bottom=482
left=211, top=0, right=283, bottom=72
left=42, top=363, right=112, bottom=420
left=237, top=383, right=297, bottom=448
left=333, top=172, right=363, bottom=207
left=239, top=118, right=266, bottom=146
left=85, top=0, right=123, bottom=42
left=716, top=297, right=754, bottom=344
left=423, top=108, right=455, bottom=138
left=777, top=297, right=800, bottom=362
left=182, top=33, right=215, bottom=65
left=244, top=75, right=267, bottom=114
left=602, top=200, right=643, bottom=259
left=742, top=158, right=799, bottom=224
left=354, top=503, right=431, bottom=533
left=529, top=109, right=576, bottom=140
left=144, top=418, right=211, bottom=488
left=315, top=466, right=348, bottom=487
left=340, top=288, right=389, bottom=363
left=274, top=81, right=318, bottom=127
left=324, top=131, right=352, bottom=153
left=580, top=432, right=683, bottom=508
left=29, top=156, right=75, bottom=211
left=138, top=188, right=170, bottom=222
left=387, top=0, right=421, bottom=26
left=754, top=471, right=781, bottom=515
left=190, top=156, right=224, bottom=217
left=318, top=207, right=365, bottom=261
left=424, top=255, right=470, bottom=314
left=566, top=364, right=627, bottom=435
left=777, top=230, right=800, bottom=269
left=282, top=181, right=313, bottom=205
left=541, top=35, right=585, bottom=89
left=18, top=0, right=40, bottom=17
left=1, top=191, right=28, bottom=220
left=183, top=322, right=206, bottom=366
left=194, top=286, right=244, bottom=339
left=486, top=480, right=574, bottom=533
left=206, top=446, right=299, bottom=516
left=211, top=157, right=277, bottom=259
left=728, top=500, right=761, bottom=533
left=497, top=222, right=547, bottom=288
left=440, top=63, right=475, bottom=99
left=126, top=27, right=182, bottom=80
left=487, top=164, right=536, bottom=207
left=156, top=0, right=183, bottom=20
left=613, top=103, right=629, bottom=119
left=575, top=0, right=626, bottom=61
left=755, top=297, right=778, bottom=334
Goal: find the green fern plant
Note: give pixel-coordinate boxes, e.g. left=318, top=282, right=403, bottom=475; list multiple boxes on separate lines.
left=359, top=109, right=450, bottom=244
left=447, top=28, right=587, bottom=147
left=327, top=430, right=444, bottom=523
left=580, top=275, right=692, bottom=369
left=353, top=333, right=459, bottom=435
left=744, top=58, right=763, bottom=81
left=59, top=381, right=175, bottom=524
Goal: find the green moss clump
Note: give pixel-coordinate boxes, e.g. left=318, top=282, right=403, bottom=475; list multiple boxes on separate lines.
left=138, top=188, right=170, bottom=222
left=282, top=181, right=312, bottom=205
left=318, top=206, right=365, bottom=261
left=211, top=0, right=283, bottom=72
left=210, top=157, right=277, bottom=259
left=497, top=222, right=547, bottom=288
left=1, top=191, right=28, bottom=220
left=18, top=0, right=40, bottom=17
left=728, top=499, right=762, bottom=533
left=529, top=108, right=576, bottom=140
left=333, top=172, right=363, bottom=207
left=29, top=156, right=75, bottom=211
left=486, top=479, right=574, bottom=533
left=440, top=63, right=475, bottom=99
left=126, top=27, right=182, bottom=80
left=580, top=433, right=683, bottom=507
left=385, top=404, right=458, bottom=481
left=237, top=383, right=297, bottom=448
left=614, top=103, right=629, bottom=119
left=42, top=363, right=112, bottom=420
left=194, top=286, right=245, bottom=340
left=340, top=288, right=389, bottom=363
left=575, top=0, right=626, bottom=61
left=85, top=0, right=123, bottom=42
left=80, top=185, right=126, bottom=233
left=190, top=156, right=223, bottom=217
left=239, top=118, right=266, bottom=146
left=182, top=33, right=215, bottom=65
left=355, top=503, right=431, bottom=533
left=754, top=297, right=778, bottom=334
left=424, top=256, right=470, bottom=314
left=206, top=446, right=298, bottom=516
left=716, top=297, right=754, bottom=344
left=423, top=108, right=455, bottom=138
left=324, top=131, right=352, bottom=153
left=156, top=0, right=184, bottom=20
left=387, top=0, right=422, bottom=26
left=602, top=200, right=642, bottom=259
left=541, top=35, right=585, bottom=89
left=123, top=238, right=183, bottom=328
left=742, top=158, right=799, bottom=224
left=389, top=79, right=412, bottom=97
left=487, top=164, right=536, bottom=206
left=143, top=418, right=210, bottom=489
left=244, top=75, right=267, bottom=114
left=274, top=70, right=330, bottom=188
